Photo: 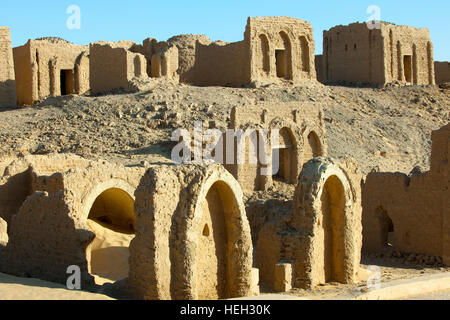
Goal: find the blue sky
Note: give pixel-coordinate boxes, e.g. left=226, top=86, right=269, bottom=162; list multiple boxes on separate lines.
left=1, top=0, right=449, bottom=61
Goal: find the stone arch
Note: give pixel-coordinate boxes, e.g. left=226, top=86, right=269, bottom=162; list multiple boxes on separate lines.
left=268, top=118, right=302, bottom=185
left=276, top=31, right=293, bottom=80
left=259, top=34, right=270, bottom=74
left=82, top=179, right=136, bottom=284
left=293, top=158, right=361, bottom=288
left=171, top=166, right=254, bottom=300
left=376, top=206, right=395, bottom=248
left=231, top=123, right=266, bottom=192
left=303, top=130, right=323, bottom=163
left=301, top=124, right=326, bottom=165
left=272, top=127, right=297, bottom=184
left=134, top=55, right=143, bottom=77
left=74, top=51, right=89, bottom=95
left=299, top=36, right=310, bottom=73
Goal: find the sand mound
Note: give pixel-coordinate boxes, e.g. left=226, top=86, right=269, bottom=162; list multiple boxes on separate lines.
left=87, top=219, right=135, bottom=284
left=0, top=273, right=113, bottom=300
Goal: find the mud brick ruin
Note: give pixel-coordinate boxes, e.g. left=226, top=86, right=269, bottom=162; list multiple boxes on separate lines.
left=90, top=39, right=179, bottom=94
left=189, top=17, right=316, bottom=87
left=319, top=22, right=435, bottom=87
left=0, top=27, right=16, bottom=107
left=256, top=157, right=363, bottom=290
left=435, top=61, right=450, bottom=85
left=226, top=101, right=327, bottom=192
left=0, top=15, right=448, bottom=300
left=13, top=39, right=90, bottom=106
left=2, top=17, right=445, bottom=106
left=362, top=124, right=449, bottom=264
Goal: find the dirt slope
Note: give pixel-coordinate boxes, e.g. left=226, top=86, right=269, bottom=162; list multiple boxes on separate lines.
left=0, top=81, right=448, bottom=175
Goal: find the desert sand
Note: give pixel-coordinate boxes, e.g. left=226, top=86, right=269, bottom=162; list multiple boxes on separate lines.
left=0, top=272, right=113, bottom=300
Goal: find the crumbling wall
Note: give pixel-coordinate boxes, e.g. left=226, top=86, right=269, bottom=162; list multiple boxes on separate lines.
left=0, top=154, right=145, bottom=287
left=13, top=39, right=89, bottom=105
left=315, top=55, right=324, bottom=83
left=255, top=157, right=362, bottom=290
left=435, top=61, right=450, bottom=84
left=228, top=101, right=327, bottom=193
left=362, top=124, right=449, bottom=262
left=0, top=27, right=16, bottom=107
left=193, top=40, right=249, bottom=86
left=90, top=41, right=147, bottom=94
left=150, top=44, right=179, bottom=81
left=127, top=164, right=258, bottom=300
left=167, top=34, right=211, bottom=84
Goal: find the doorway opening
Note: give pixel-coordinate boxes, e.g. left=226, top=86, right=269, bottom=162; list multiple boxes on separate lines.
left=321, top=175, right=346, bottom=284
left=87, top=187, right=136, bottom=284
left=403, top=55, right=412, bottom=83
left=276, top=50, right=287, bottom=78
left=60, top=69, right=74, bottom=95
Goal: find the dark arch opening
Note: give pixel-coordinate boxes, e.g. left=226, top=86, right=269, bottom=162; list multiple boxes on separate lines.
left=299, top=36, right=310, bottom=72
left=259, top=34, right=270, bottom=74
left=377, top=206, right=394, bottom=248
left=321, top=175, right=346, bottom=284
left=303, top=131, right=322, bottom=164
left=272, top=127, right=296, bottom=183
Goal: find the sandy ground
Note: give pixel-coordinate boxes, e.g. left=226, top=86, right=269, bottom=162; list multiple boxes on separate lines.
left=0, top=273, right=113, bottom=300
left=285, top=254, right=450, bottom=299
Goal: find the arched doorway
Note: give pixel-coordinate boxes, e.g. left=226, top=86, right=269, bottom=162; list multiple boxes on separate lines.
left=377, top=206, right=394, bottom=247
left=303, top=131, right=322, bottom=164
left=134, top=55, right=143, bottom=77
left=86, top=187, right=135, bottom=284
left=299, top=36, right=310, bottom=73
left=294, top=159, right=361, bottom=288
left=272, top=127, right=296, bottom=183
left=196, top=182, right=228, bottom=300
left=259, top=34, right=270, bottom=74
left=276, top=32, right=292, bottom=80
left=320, top=175, right=346, bottom=284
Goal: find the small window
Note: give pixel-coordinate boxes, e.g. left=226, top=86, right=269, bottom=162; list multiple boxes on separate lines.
left=203, top=224, right=210, bottom=237
left=354, top=44, right=357, bottom=51
left=345, top=44, right=348, bottom=52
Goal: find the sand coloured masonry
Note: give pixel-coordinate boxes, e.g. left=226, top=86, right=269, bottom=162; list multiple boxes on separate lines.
left=0, top=15, right=448, bottom=300
left=0, top=27, right=16, bottom=107
left=226, top=101, right=327, bottom=193
left=362, top=123, right=449, bottom=263
left=3, top=17, right=443, bottom=106
left=13, top=39, right=90, bottom=106
left=434, top=61, right=450, bottom=85
left=255, top=157, right=363, bottom=290
left=320, top=22, right=435, bottom=87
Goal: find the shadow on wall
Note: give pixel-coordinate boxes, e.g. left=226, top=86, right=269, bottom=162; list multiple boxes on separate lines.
left=0, top=80, right=17, bottom=109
